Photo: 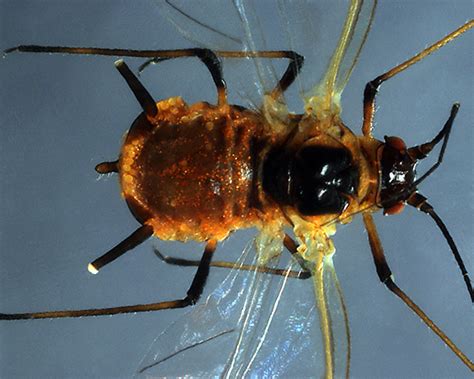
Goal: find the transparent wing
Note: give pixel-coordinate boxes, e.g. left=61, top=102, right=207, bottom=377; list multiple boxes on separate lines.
left=220, top=246, right=318, bottom=378
left=155, top=0, right=243, bottom=50
left=137, top=239, right=318, bottom=377
left=135, top=2, right=359, bottom=376
left=134, top=230, right=350, bottom=377
left=155, top=0, right=375, bottom=116
left=222, top=245, right=351, bottom=378
left=134, top=240, right=256, bottom=377
left=154, top=0, right=281, bottom=112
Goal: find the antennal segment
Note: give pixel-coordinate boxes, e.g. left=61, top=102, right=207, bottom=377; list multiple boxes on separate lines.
left=408, top=103, right=459, bottom=159
left=408, top=192, right=474, bottom=303
left=408, top=103, right=459, bottom=188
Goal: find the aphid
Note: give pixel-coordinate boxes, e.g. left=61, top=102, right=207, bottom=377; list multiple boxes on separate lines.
left=1, top=1, right=472, bottom=377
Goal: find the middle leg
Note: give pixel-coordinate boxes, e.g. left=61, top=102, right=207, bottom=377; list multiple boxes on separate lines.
left=153, top=234, right=312, bottom=280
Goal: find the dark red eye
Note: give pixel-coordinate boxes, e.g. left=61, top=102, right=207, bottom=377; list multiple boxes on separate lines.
left=383, top=201, right=405, bottom=216
left=384, top=136, right=407, bottom=151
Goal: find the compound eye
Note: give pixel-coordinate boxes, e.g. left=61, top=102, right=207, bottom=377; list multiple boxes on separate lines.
left=384, top=136, right=407, bottom=151
left=383, top=201, right=406, bottom=216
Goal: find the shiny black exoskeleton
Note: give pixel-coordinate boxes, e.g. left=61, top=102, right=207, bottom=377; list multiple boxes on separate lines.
left=263, top=145, right=359, bottom=216
left=379, top=139, right=417, bottom=209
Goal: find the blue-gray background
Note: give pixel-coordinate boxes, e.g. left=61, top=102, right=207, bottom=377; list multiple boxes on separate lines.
left=1, top=1, right=472, bottom=378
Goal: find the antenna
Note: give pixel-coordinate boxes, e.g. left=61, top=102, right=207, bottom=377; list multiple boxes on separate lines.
left=408, top=192, right=474, bottom=303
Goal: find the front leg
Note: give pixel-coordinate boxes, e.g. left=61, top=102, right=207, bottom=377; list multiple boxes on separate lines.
left=362, top=212, right=473, bottom=370
left=361, top=20, right=473, bottom=137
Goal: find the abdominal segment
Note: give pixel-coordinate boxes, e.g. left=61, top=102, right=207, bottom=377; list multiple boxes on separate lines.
left=120, top=100, right=265, bottom=242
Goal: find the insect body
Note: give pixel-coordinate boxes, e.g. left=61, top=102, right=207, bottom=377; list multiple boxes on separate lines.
left=1, top=1, right=473, bottom=377
left=119, top=97, right=265, bottom=243
left=118, top=92, right=375, bottom=243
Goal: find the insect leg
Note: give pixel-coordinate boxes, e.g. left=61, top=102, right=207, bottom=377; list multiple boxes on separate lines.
left=88, top=224, right=154, bottom=274
left=153, top=233, right=312, bottom=279
left=283, top=234, right=313, bottom=275
left=211, top=50, right=304, bottom=100
left=0, top=240, right=217, bottom=320
left=138, top=50, right=303, bottom=100
left=154, top=249, right=309, bottom=279
left=5, top=46, right=227, bottom=106
left=362, top=212, right=474, bottom=370
left=361, top=20, right=474, bottom=137
left=5, top=45, right=304, bottom=103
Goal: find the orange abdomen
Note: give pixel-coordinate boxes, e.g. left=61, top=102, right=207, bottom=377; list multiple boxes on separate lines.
left=119, top=97, right=266, bottom=242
